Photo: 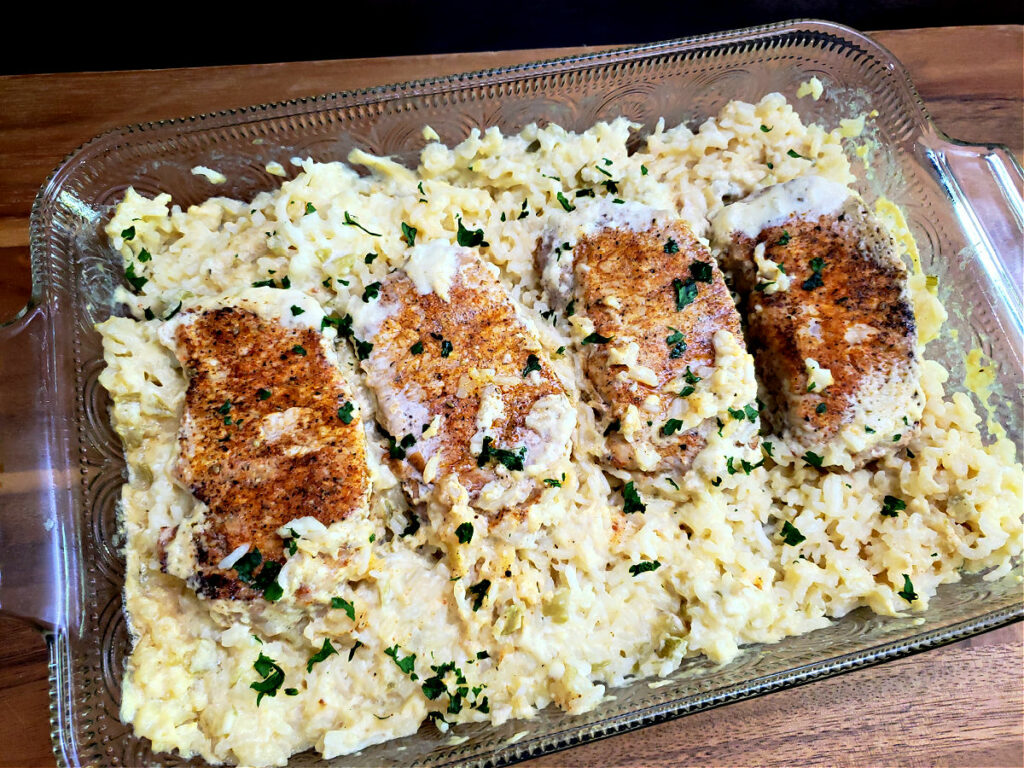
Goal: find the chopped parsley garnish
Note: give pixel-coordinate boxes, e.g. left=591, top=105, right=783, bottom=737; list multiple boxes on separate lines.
left=740, top=458, right=763, bottom=475
left=555, top=191, right=576, bottom=212
left=330, top=597, right=356, bottom=620
left=666, top=477, right=680, bottom=490
left=337, top=402, right=355, bottom=424
left=893, top=434, right=902, bottom=442
left=666, top=327, right=687, bottom=358
left=556, top=345, right=566, bottom=355
left=343, top=211, right=381, bottom=236
left=566, top=299, right=576, bottom=317
left=362, top=282, right=381, bottom=302
left=544, top=477, right=563, bottom=488
left=292, top=344, right=307, bottom=356
left=365, top=252, right=378, bottom=264
left=717, top=417, right=725, bottom=437
left=802, top=256, right=826, bottom=291
left=760, top=124, right=773, bottom=133
left=897, top=574, right=918, bottom=603
left=641, top=164, right=649, bottom=176
left=401, top=514, right=421, bottom=538
left=281, top=276, right=291, bottom=289
left=602, top=179, right=619, bottom=194
left=385, top=645, right=418, bottom=678
left=881, top=495, right=907, bottom=517
left=865, top=426, right=876, bottom=434
left=467, top=579, right=491, bottom=611
left=780, top=520, right=806, bottom=546
left=518, top=199, right=530, bottom=219
left=251, top=278, right=276, bottom=288
left=689, top=260, right=713, bottom=283
left=628, top=560, right=661, bottom=577
left=217, top=399, right=232, bottom=415
left=455, top=522, right=474, bottom=544
left=762, top=441, right=775, bottom=458
left=125, top=263, right=148, bottom=291
left=661, top=419, right=683, bottom=437
left=285, top=688, right=299, bottom=696
left=356, top=339, right=374, bottom=360
left=522, top=354, right=542, bottom=377
left=816, top=403, right=827, bottom=414
left=250, top=652, right=285, bottom=706
left=787, top=149, right=807, bottom=159
left=679, top=385, right=696, bottom=397
left=290, top=305, right=305, bottom=316
left=907, top=448, right=916, bottom=459
left=121, top=225, right=136, bottom=240
left=418, top=181, right=426, bottom=197
left=348, top=641, right=364, bottom=661
left=754, top=281, right=775, bottom=292
left=582, top=331, right=613, bottom=345
left=673, top=278, right=698, bottom=309
left=304, top=202, right=316, bottom=215
left=257, top=388, right=272, bottom=400
left=603, top=419, right=621, bottom=436
left=137, top=248, right=151, bottom=262
left=410, top=340, right=424, bottom=355
left=622, top=481, right=646, bottom=514
left=456, top=216, right=489, bottom=248
left=726, top=456, right=738, bottom=475
left=664, top=237, right=680, bottom=254
left=777, top=230, right=791, bottom=246
left=477, top=650, right=490, bottom=659
left=711, top=476, right=723, bottom=487
left=575, top=188, right=596, bottom=198
left=802, top=451, right=824, bottom=468
left=612, top=198, right=625, bottom=204
left=440, top=339, right=453, bottom=358
left=476, top=436, right=526, bottom=471
left=285, top=528, right=299, bottom=556
left=421, top=676, right=447, bottom=700
left=387, top=433, right=417, bottom=460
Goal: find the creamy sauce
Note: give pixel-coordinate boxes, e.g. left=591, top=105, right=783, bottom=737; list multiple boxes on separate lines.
left=711, top=175, right=852, bottom=241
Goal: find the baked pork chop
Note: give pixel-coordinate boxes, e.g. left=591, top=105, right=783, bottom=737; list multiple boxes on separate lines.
left=711, top=175, right=923, bottom=466
left=160, top=290, right=370, bottom=600
left=354, top=242, right=574, bottom=512
left=537, top=200, right=754, bottom=474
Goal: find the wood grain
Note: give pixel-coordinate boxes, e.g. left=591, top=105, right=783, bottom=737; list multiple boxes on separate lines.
left=0, top=25, right=1021, bottom=768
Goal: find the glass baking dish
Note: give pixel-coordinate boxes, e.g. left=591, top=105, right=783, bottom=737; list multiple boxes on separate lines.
left=1, top=18, right=1021, bottom=768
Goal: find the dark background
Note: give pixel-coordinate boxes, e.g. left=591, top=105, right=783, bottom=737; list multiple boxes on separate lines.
left=2, top=0, right=1021, bottom=75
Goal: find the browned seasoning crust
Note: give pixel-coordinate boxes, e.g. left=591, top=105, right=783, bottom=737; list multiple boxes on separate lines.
left=172, top=306, right=369, bottom=599
left=361, top=251, right=568, bottom=504
left=571, top=221, right=743, bottom=472
left=718, top=201, right=920, bottom=459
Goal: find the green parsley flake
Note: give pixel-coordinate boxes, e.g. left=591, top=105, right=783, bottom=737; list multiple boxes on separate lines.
left=455, top=522, right=474, bottom=544
left=880, top=495, right=907, bottom=517
left=689, top=261, right=713, bottom=283
left=343, top=211, right=381, bottom=236
left=440, top=339, right=453, bottom=358
left=816, top=403, right=827, bottom=414
left=290, top=305, right=305, bottom=316
left=365, top=252, right=378, bottom=264
left=787, top=149, right=807, bottom=159
left=257, top=388, right=272, bottom=400
left=664, top=237, right=680, bottom=254
left=640, top=164, right=649, bottom=175
left=628, top=560, right=661, bottom=577
left=337, top=402, right=355, bottom=424
left=897, top=574, right=918, bottom=603
left=362, top=282, right=381, bottom=302
left=673, top=278, right=698, bottom=309
left=556, top=191, right=576, bottom=212
left=292, top=344, right=307, bottom=356
left=802, top=451, right=824, bottom=468
left=410, top=341, right=424, bottom=355
left=467, top=579, right=491, bottom=611
left=250, top=652, right=285, bottom=706
left=356, top=339, right=374, bottom=360
left=137, top=248, right=151, bottom=262
left=456, top=217, right=489, bottom=248
left=121, top=225, right=136, bottom=240
left=125, top=263, right=148, bottom=291
left=780, top=520, right=806, bottom=546
left=760, top=124, right=773, bottom=133
left=582, top=332, right=613, bottom=345
left=385, top=645, right=418, bottom=677
left=544, top=477, right=563, bottom=488
left=777, top=230, right=791, bottom=246
left=522, top=354, right=542, bottom=377
left=476, top=436, right=526, bottom=471
left=623, top=481, right=646, bottom=514
left=330, top=597, right=355, bottom=620
left=661, top=419, right=684, bottom=436
left=304, top=202, right=316, bottom=215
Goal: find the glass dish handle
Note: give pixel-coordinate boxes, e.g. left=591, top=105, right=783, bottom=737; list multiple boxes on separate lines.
left=0, top=301, right=67, bottom=631
left=924, top=138, right=1024, bottom=328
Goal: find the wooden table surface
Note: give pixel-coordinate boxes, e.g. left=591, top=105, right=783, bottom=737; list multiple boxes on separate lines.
left=0, top=24, right=1021, bottom=768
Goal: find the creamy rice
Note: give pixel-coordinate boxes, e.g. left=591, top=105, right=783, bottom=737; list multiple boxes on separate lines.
left=98, top=92, right=1023, bottom=766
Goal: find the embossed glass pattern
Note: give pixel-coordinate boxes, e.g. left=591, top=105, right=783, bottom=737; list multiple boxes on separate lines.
left=0, top=19, right=1021, bottom=768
